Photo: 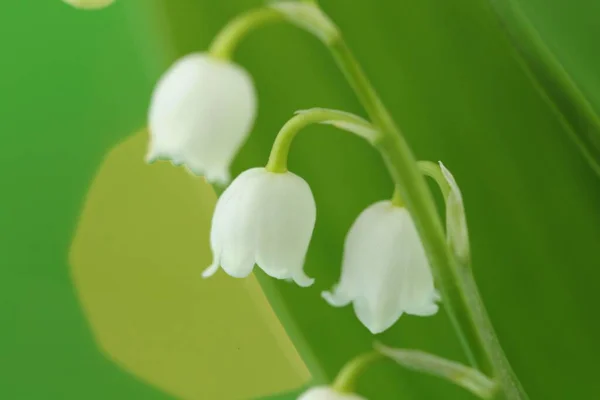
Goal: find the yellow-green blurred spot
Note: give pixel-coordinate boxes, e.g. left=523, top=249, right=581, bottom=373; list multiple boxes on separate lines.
left=69, top=130, right=310, bottom=399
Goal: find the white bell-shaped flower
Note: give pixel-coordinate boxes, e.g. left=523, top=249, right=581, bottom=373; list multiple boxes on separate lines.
left=323, top=201, right=439, bottom=334
left=298, top=386, right=366, bottom=400
left=63, top=0, right=115, bottom=9
left=147, top=53, right=257, bottom=184
left=203, top=168, right=316, bottom=287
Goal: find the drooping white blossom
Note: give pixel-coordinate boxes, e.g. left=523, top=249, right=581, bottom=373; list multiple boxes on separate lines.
left=63, top=0, right=115, bottom=9
left=323, top=201, right=439, bottom=334
left=298, top=386, right=366, bottom=400
left=147, top=53, right=257, bottom=184
left=203, top=168, right=316, bottom=287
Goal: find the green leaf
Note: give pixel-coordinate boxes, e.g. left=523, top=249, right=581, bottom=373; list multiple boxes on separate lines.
left=489, top=0, right=600, bottom=174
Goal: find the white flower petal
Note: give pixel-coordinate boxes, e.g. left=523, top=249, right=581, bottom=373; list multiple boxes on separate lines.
left=405, top=302, right=439, bottom=317
left=353, top=296, right=402, bottom=335
left=201, top=262, right=220, bottom=278
left=208, top=169, right=262, bottom=278
left=324, top=201, right=438, bottom=334
left=201, top=167, right=230, bottom=186
left=220, top=252, right=255, bottom=278
left=206, top=168, right=315, bottom=286
left=322, top=285, right=352, bottom=307
left=254, top=172, right=316, bottom=281
left=148, top=53, right=256, bottom=183
left=292, top=271, right=315, bottom=288
left=298, top=386, right=366, bottom=400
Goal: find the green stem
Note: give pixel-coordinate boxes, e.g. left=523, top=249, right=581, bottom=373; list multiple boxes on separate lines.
left=391, top=184, right=404, bottom=207
left=266, top=108, right=379, bottom=173
left=332, top=352, right=383, bottom=394
left=209, top=8, right=283, bottom=60
left=418, top=160, right=451, bottom=198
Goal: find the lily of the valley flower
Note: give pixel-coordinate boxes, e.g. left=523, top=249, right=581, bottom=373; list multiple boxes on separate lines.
left=147, top=53, right=257, bottom=184
left=298, top=387, right=366, bottom=400
left=323, top=200, right=439, bottom=334
left=203, top=168, right=316, bottom=287
left=63, top=0, right=115, bottom=9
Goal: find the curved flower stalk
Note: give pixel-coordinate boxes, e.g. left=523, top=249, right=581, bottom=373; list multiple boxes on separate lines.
left=203, top=167, right=316, bottom=287
left=147, top=53, right=256, bottom=184
left=323, top=199, right=439, bottom=334
left=62, top=0, right=114, bottom=9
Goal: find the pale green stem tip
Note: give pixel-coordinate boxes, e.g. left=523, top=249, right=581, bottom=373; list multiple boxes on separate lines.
left=391, top=184, right=404, bottom=207
left=332, top=352, right=383, bottom=393
left=209, top=8, right=283, bottom=61
left=418, top=160, right=451, bottom=198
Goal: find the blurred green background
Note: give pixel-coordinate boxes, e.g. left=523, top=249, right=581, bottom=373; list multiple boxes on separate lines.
left=1, top=0, right=599, bottom=399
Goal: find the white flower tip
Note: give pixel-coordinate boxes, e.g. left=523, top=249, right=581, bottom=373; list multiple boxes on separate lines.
left=201, top=263, right=219, bottom=279
left=405, top=290, right=441, bottom=317
left=204, top=169, right=231, bottom=186
left=366, top=322, right=386, bottom=335
left=360, top=311, right=401, bottom=335
left=354, top=304, right=399, bottom=334
left=63, top=0, right=115, bottom=9
left=182, top=164, right=231, bottom=184
left=293, top=272, right=315, bottom=287
left=407, top=302, right=439, bottom=317
left=321, top=288, right=350, bottom=307
left=145, top=148, right=185, bottom=167
left=298, top=386, right=366, bottom=400
left=145, top=148, right=159, bottom=164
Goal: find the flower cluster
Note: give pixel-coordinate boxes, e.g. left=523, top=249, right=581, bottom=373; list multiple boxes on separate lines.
left=83, top=1, right=502, bottom=398
left=144, top=49, right=467, bottom=336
